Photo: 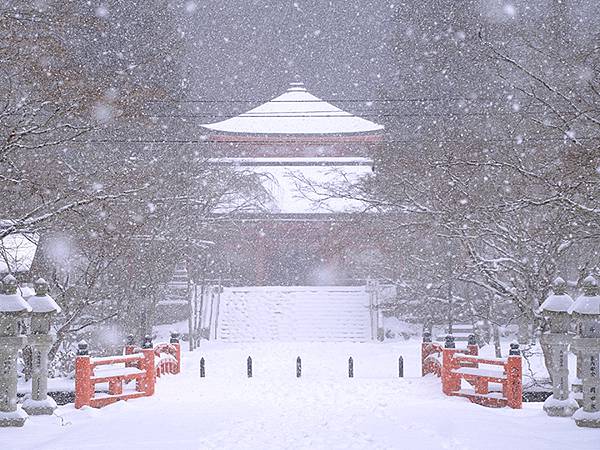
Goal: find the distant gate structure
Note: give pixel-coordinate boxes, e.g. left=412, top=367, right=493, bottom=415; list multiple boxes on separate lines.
left=161, top=82, right=395, bottom=340
left=198, top=81, right=386, bottom=286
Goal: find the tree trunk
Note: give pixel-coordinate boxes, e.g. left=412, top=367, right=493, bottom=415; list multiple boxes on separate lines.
left=187, top=277, right=194, bottom=352
left=517, top=314, right=529, bottom=345
left=492, top=324, right=502, bottom=358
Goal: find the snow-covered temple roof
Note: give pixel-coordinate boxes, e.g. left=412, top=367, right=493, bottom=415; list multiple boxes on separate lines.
left=202, top=82, right=384, bottom=136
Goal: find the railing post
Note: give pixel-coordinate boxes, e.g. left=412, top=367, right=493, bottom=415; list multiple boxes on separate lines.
left=421, top=332, right=432, bottom=376
left=170, top=332, right=181, bottom=375
left=398, top=356, right=404, bottom=378
left=141, top=348, right=156, bottom=396
left=506, top=343, right=522, bottom=409
left=348, top=357, right=354, bottom=378
left=108, top=378, right=123, bottom=395
left=124, top=334, right=136, bottom=371
left=74, top=341, right=93, bottom=409
left=441, top=335, right=460, bottom=396
left=200, top=357, right=205, bottom=377
left=247, top=356, right=253, bottom=378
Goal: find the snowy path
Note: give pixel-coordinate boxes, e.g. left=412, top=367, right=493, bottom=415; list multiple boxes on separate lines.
left=4, top=341, right=598, bottom=450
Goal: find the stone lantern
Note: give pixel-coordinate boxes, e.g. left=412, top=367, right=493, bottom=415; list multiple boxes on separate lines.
left=569, top=275, right=600, bottom=428
left=538, top=277, right=578, bottom=417
left=0, top=274, right=32, bottom=427
left=22, top=278, right=61, bottom=415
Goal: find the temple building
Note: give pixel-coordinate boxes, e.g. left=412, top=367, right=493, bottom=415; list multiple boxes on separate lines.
left=200, top=82, right=384, bottom=285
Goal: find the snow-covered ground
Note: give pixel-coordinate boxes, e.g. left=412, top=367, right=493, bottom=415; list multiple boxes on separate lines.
left=4, top=340, right=597, bottom=450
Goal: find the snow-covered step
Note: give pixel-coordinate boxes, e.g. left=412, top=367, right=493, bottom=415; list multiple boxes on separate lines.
left=437, top=323, right=477, bottom=342
left=216, top=286, right=373, bottom=342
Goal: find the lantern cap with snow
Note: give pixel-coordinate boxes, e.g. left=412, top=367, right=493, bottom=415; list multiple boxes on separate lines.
left=569, top=275, right=600, bottom=338
left=27, top=278, right=61, bottom=335
left=0, top=274, right=32, bottom=337
left=539, top=277, right=573, bottom=334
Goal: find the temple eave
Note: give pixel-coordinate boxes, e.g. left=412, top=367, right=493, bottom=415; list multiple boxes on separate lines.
left=206, top=132, right=383, bottom=143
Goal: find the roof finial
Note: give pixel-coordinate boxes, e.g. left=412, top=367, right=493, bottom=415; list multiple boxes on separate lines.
left=288, top=77, right=306, bottom=92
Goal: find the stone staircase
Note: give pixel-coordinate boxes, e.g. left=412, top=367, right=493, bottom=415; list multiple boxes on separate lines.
left=216, top=286, right=372, bottom=342
left=437, top=323, right=477, bottom=342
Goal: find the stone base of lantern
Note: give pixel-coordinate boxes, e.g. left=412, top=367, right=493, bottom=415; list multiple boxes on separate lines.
left=571, top=378, right=584, bottom=406
left=573, top=408, right=600, bottom=428
left=543, top=393, right=580, bottom=417
left=22, top=396, right=57, bottom=415
left=0, top=406, right=28, bottom=427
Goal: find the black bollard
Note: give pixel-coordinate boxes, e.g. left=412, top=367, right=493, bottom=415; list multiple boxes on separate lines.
left=348, top=357, right=354, bottom=378
left=296, top=356, right=302, bottom=378
left=398, top=356, right=404, bottom=378
left=200, top=357, right=205, bottom=378
left=247, top=356, right=253, bottom=378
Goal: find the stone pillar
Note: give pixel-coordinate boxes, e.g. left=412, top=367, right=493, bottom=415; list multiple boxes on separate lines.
left=571, top=337, right=600, bottom=427
left=538, top=277, right=579, bottom=417
left=541, top=333, right=579, bottom=416
left=366, top=278, right=377, bottom=340
left=22, top=278, right=61, bottom=415
left=22, top=336, right=54, bottom=414
left=0, top=275, right=32, bottom=427
left=570, top=275, right=600, bottom=428
left=374, top=280, right=384, bottom=341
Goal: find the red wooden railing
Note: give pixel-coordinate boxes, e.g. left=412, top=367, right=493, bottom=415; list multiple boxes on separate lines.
left=154, top=343, right=181, bottom=377
left=421, top=340, right=443, bottom=376
left=441, top=345, right=522, bottom=409
left=75, top=349, right=155, bottom=409
left=421, top=333, right=523, bottom=409
left=75, top=335, right=181, bottom=409
left=422, top=334, right=521, bottom=409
